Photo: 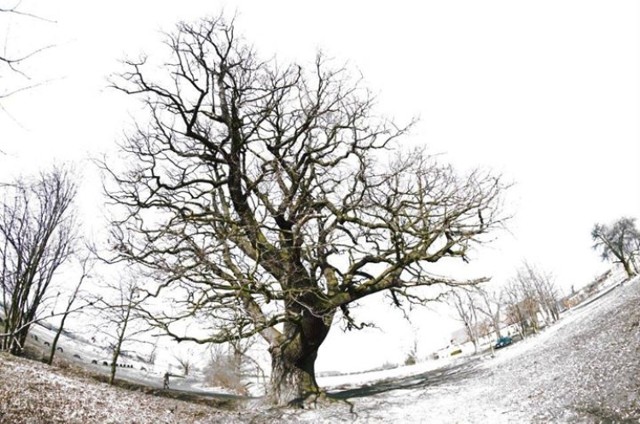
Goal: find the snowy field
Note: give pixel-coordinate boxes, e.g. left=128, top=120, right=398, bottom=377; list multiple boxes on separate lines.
left=1, top=274, right=638, bottom=423
left=265, top=274, right=640, bottom=423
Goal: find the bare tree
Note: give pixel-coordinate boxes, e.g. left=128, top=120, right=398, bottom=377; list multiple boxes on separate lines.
left=592, top=217, right=640, bottom=279
left=476, top=288, right=502, bottom=339
left=0, top=167, right=77, bottom=355
left=46, top=255, right=93, bottom=365
left=404, top=329, right=420, bottom=366
left=447, top=289, right=481, bottom=353
left=173, top=348, right=194, bottom=376
left=94, top=276, right=149, bottom=385
left=516, top=262, right=560, bottom=324
left=206, top=343, right=251, bottom=395
left=501, top=278, right=541, bottom=337
left=501, top=262, right=561, bottom=338
left=502, top=281, right=526, bottom=338
left=104, top=16, right=506, bottom=406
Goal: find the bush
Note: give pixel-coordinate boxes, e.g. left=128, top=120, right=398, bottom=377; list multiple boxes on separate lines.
left=404, top=354, right=417, bottom=366
left=205, top=353, right=249, bottom=396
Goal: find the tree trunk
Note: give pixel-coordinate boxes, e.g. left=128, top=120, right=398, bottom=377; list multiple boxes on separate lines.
left=1, top=313, right=26, bottom=354
left=269, top=344, right=321, bottom=406
left=48, top=313, right=70, bottom=365
left=622, top=259, right=637, bottom=279
left=492, top=315, right=502, bottom=339
left=267, top=312, right=331, bottom=406
left=10, top=326, right=30, bottom=356
left=109, top=342, right=122, bottom=385
left=493, top=327, right=501, bottom=339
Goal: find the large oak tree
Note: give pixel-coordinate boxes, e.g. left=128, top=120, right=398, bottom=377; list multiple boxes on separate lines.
left=105, top=17, right=506, bottom=406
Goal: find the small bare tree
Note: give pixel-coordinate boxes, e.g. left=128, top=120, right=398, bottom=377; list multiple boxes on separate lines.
left=517, top=263, right=560, bottom=324
left=501, top=281, right=532, bottom=337
left=501, top=262, right=560, bottom=337
left=404, top=332, right=419, bottom=366
left=204, top=336, right=266, bottom=395
left=206, top=343, right=249, bottom=395
left=173, top=348, right=194, bottom=376
left=447, top=289, right=481, bottom=353
left=0, top=167, right=77, bottom=355
left=46, top=255, right=93, bottom=365
left=592, top=217, right=640, bottom=279
left=476, top=288, right=502, bottom=339
left=94, top=276, right=149, bottom=385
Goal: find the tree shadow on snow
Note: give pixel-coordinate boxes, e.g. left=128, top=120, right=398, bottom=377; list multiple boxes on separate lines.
left=328, top=358, right=483, bottom=400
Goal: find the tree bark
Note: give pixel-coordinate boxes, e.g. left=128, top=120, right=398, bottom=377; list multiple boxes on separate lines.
left=109, top=337, right=123, bottom=385
left=48, top=315, right=69, bottom=365
left=622, top=259, right=637, bottom=279
left=109, top=302, right=131, bottom=385
left=267, top=312, right=331, bottom=406
left=11, top=326, right=29, bottom=356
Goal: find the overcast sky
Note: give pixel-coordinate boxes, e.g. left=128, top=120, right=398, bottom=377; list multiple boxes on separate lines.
left=1, top=0, right=638, bottom=371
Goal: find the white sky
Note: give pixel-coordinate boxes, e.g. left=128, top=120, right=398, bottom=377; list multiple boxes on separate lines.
left=1, top=0, right=639, bottom=372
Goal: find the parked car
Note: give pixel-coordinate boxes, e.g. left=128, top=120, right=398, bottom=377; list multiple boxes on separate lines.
left=494, top=336, right=513, bottom=349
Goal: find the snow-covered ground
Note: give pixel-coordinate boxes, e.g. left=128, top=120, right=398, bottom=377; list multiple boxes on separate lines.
left=268, top=274, right=640, bottom=423
left=24, top=322, right=245, bottom=397
left=1, top=272, right=638, bottom=423
left=0, top=353, right=247, bottom=424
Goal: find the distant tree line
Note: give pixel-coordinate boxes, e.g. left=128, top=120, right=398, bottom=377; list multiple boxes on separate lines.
left=447, top=261, right=561, bottom=350
left=446, top=216, right=640, bottom=351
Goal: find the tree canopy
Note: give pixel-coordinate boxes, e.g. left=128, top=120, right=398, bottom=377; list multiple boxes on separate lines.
left=592, top=217, right=640, bottom=278
left=104, top=16, right=506, bottom=405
